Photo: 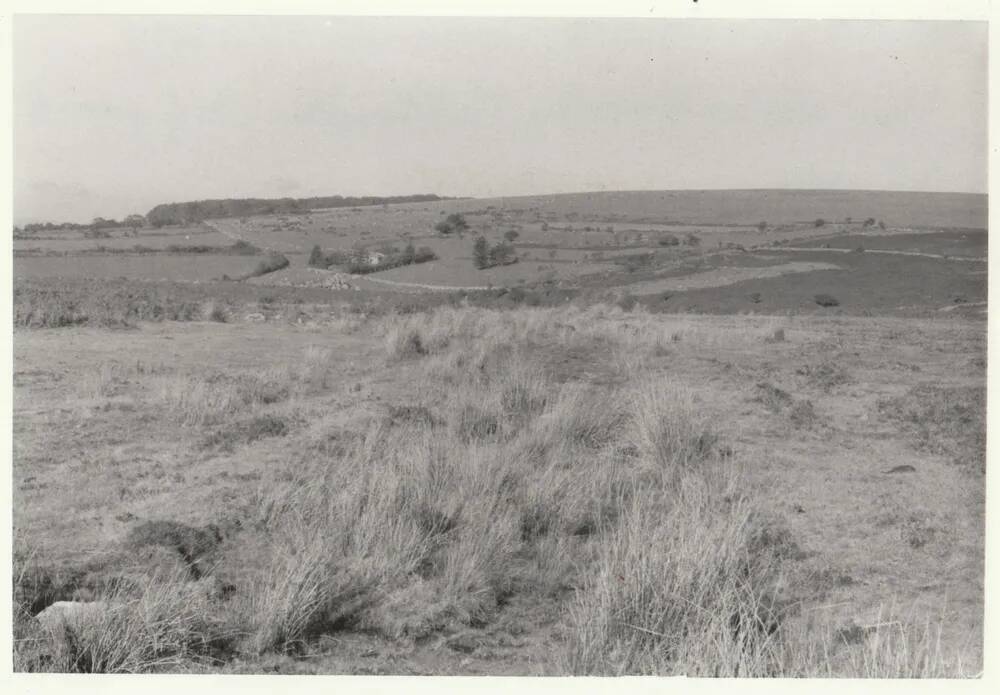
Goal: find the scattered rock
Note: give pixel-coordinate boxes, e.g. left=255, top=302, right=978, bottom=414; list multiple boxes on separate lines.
left=883, top=464, right=916, bottom=474
left=445, top=633, right=479, bottom=654
left=35, top=600, right=110, bottom=633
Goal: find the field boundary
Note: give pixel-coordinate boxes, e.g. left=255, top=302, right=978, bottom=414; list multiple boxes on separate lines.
left=767, top=247, right=985, bottom=262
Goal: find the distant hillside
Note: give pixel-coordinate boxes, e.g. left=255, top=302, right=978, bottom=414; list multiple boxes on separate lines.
left=146, top=194, right=451, bottom=227
left=453, top=190, right=987, bottom=230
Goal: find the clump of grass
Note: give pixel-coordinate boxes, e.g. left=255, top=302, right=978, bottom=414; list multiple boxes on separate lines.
left=77, top=362, right=125, bottom=399
left=755, top=382, right=793, bottom=413
left=789, top=399, right=817, bottom=429
left=779, top=605, right=977, bottom=677
left=150, top=369, right=292, bottom=426
left=765, top=327, right=785, bottom=343
left=797, top=362, right=850, bottom=392
left=296, top=346, right=332, bottom=392
left=385, top=404, right=443, bottom=429
left=18, top=570, right=222, bottom=673
left=202, top=301, right=228, bottom=323
left=201, top=414, right=290, bottom=451
left=385, top=325, right=427, bottom=361
left=562, top=466, right=784, bottom=676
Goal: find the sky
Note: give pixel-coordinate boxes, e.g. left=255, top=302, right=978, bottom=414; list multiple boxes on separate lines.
left=12, top=16, right=988, bottom=224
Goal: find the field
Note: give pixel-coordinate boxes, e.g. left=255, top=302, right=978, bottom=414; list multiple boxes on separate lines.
left=11, top=189, right=987, bottom=675
left=12, top=306, right=985, bottom=675
left=798, top=230, right=988, bottom=259
left=13, top=255, right=263, bottom=282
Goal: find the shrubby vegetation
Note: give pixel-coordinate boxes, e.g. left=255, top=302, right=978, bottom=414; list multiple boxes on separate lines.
left=308, top=243, right=437, bottom=274
left=434, top=213, right=469, bottom=235
left=16, top=214, right=147, bottom=237
left=240, top=253, right=290, bottom=280
left=472, top=237, right=517, bottom=269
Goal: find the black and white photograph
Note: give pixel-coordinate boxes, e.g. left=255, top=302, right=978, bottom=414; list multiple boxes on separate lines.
left=5, top=2, right=992, bottom=682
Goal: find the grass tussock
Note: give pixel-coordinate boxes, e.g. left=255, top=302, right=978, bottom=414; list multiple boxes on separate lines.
left=15, top=568, right=224, bottom=673
left=150, top=371, right=291, bottom=427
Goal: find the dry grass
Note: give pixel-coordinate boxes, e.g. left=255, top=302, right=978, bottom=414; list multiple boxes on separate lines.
left=14, top=303, right=983, bottom=676
left=15, top=567, right=224, bottom=673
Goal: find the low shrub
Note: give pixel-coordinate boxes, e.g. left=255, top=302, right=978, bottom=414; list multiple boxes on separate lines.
left=201, top=414, right=290, bottom=450
left=385, top=326, right=427, bottom=361
left=240, top=253, right=290, bottom=280
left=796, top=362, right=850, bottom=392
left=789, top=399, right=817, bottom=428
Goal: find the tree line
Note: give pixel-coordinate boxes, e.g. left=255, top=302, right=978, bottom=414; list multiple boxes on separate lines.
left=16, top=215, right=147, bottom=236
left=146, top=194, right=450, bottom=227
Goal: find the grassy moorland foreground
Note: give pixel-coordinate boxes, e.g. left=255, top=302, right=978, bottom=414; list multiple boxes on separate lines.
left=12, top=299, right=984, bottom=675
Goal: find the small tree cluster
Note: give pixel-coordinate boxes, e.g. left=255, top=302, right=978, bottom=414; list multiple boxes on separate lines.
left=473, top=237, right=518, bottom=269
left=435, top=213, right=469, bottom=235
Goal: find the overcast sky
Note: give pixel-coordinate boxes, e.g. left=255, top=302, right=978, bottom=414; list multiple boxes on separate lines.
left=13, top=16, right=988, bottom=224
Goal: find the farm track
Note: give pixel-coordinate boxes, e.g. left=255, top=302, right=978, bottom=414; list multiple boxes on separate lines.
left=360, top=275, right=491, bottom=292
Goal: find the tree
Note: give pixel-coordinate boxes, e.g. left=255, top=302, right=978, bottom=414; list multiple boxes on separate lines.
left=308, top=244, right=327, bottom=268
left=402, top=241, right=416, bottom=264
left=489, top=241, right=515, bottom=266
left=504, top=229, right=519, bottom=243
left=125, top=214, right=145, bottom=236
left=473, top=236, right=490, bottom=269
